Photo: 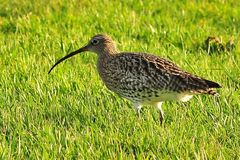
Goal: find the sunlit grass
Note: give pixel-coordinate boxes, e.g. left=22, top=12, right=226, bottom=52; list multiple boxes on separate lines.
left=0, top=0, right=239, bottom=159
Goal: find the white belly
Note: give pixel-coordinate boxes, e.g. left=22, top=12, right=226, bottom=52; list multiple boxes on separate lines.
left=140, top=91, right=194, bottom=105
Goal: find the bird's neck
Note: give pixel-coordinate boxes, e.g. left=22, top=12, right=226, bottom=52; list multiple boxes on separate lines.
left=97, top=51, right=115, bottom=73
left=96, top=45, right=118, bottom=71
left=96, top=46, right=117, bottom=60
left=103, top=46, right=118, bottom=55
left=98, top=51, right=114, bottom=64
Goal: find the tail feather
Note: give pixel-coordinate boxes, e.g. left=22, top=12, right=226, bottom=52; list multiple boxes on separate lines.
left=187, top=77, right=221, bottom=96
left=204, top=79, right=221, bottom=88
left=192, top=89, right=220, bottom=97
left=207, top=89, right=220, bottom=97
left=204, top=79, right=221, bottom=97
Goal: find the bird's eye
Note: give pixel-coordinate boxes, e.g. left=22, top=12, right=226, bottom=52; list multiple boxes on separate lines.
left=91, top=39, right=99, bottom=45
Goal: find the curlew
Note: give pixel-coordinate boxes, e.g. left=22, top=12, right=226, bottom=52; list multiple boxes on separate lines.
left=49, top=34, right=221, bottom=125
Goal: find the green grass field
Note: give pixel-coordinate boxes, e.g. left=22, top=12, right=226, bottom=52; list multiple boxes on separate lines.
left=0, top=0, right=240, bottom=159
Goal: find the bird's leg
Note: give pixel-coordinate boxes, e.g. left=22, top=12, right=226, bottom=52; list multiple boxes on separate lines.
left=155, top=102, right=164, bottom=125
left=133, top=102, right=142, bottom=117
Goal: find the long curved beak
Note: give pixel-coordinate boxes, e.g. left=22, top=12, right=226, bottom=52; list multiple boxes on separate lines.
left=48, top=46, right=88, bottom=74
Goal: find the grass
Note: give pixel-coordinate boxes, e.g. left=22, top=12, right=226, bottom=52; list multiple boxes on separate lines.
left=0, top=0, right=240, bottom=159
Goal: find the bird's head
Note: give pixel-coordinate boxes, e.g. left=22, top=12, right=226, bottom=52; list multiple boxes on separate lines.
left=48, top=34, right=117, bottom=74
left=87, top=34, right=117, bottom=54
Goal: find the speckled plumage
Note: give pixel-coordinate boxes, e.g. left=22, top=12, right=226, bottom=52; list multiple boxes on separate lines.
left=49, top=34, right=221, bottom=125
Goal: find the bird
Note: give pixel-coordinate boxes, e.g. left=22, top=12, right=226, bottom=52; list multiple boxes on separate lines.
left=48, top=34, right=221, bottom=125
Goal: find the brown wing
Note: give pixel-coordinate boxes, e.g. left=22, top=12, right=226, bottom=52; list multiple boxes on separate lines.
left=105, top=52, right=220, bottom=96
left=142, top=53, right=221, bottom=93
